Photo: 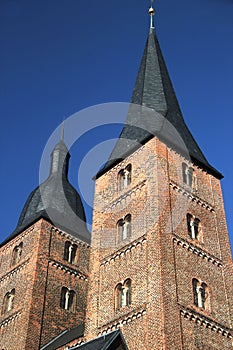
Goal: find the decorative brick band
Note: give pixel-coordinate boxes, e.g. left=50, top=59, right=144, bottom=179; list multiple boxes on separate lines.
left=52, top=228, right=90, bottom=248
left=170, top=182, right=215, bottom=212
left=180, top=307, right=232, bottom=339
left=98, top=307, right=147, bottom=335
left=106, top=146, right=145, bottom=177
left=173, top=236, right=222, bottom=268
left=1, top=227, right=34, bottom=252
left=0, top=259, right=30, bottom=284
left=0, top=310, right=21, bottom=328
left=103, top=180, right=146, bottom=212
left=100, top=236, right=147, bottom=266
left=49, top=259, right=88, bottom=280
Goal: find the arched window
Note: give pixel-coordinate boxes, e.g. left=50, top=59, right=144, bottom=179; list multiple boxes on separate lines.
left=187, top=214, right=201, bottom=240
left=193, top=218, right=200, bottom=239
left=11, top=243, right=23, bottom=266
left=60, top=287, right=76, bottom=312
left=118, top=164, right=132, bottom=191
left=192, top=279, right=210, bottom=310
left=117, top=214, right=131, bottom=241
left=115, top=283, right=123, bottom=310
left=187, top=167, right=194, bottom=187
left=2, top=289, right=15, bottom=314
left=123, top=279, right=132, bottom=306
left=187, top=213, right=193, bottom=237
left=115, top=279, right=132, bottom=310
left=64, top=242, right=78, bottom=264
left=182, top=163, right=188, bottom=184
left=193, top=173, right=198, bottom=191
left=182, top=163, right=195, bottom=188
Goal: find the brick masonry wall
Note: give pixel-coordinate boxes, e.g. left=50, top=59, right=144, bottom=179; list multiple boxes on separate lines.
left=1, top=132, right=232, bottom=350
left=0, top=221, right=43, bottom=350
left=181, top=316, right=232, bottom=349
left=0, top=218, right=90, bottom=350
left=86, top=135, right=233, bottom=349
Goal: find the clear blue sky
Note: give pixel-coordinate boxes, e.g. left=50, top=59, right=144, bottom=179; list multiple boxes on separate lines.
left=0, top=1, right=232, bottom=253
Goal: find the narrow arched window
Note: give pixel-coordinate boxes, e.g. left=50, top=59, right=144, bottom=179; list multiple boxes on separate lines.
left=115, top=279, right=132, bottom=310
left=117, top=219, right=124, bottom=241
left=192, top=279, right=210, bottom=311
left=125, top=164, right=132, bottom=186
left=124, top=279, right=131, bottom=306
left=2, top=289, right=15, bottom=314
left=60, top=287, right=76, bottom=312
left=193, top=173, right=198, bottom=191
left=118, top=164, right=132, bottom=191
left=64, top=242, right=77, bottom=264
left=124, top=215, right=131, bottom=240
left=192, top=278, right=199, bottom=307
left=11, top=243, right=23, bottom=266
left=182, top=163, right=188, bottom=184
left=187, top=214, right=201, bottom=240
left=201, top=283, right=210, bottom=310
left=187, top=214, right=193, bottom=237
left=117, top=215, right=131, bottom=241
left=115, top=283, right=123, bottom=310
left=182, top=163, right=196, bottom=189
left=188, top=167, right=194, bottom=187
left=193, top=218, right=200, bottom=240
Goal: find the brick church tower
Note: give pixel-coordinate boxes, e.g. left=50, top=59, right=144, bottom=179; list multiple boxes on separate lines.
left=0, top=4, right=232, bottom=350
left=0, top=136, right=90, bottom=349
left=85, top=6, right=233, bottom=350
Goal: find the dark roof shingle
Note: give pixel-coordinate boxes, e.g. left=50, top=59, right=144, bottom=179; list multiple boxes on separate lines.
left=97, top=29, right=222, bottom=179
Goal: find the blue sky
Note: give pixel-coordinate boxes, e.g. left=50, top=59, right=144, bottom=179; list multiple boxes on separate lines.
left=0, top=0, right=232, bottom=253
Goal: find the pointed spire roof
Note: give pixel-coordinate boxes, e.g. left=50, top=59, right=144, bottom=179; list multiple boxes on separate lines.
left=97, top=21, right=222, bottom=179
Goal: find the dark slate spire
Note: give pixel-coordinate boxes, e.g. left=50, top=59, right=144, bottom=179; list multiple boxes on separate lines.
left=2, top=133, right=90, bottom=246
left=97, top=8, right=222, bottom=179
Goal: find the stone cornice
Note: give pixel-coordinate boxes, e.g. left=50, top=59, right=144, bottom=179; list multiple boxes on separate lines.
left=98, top=305, right=147, bottom=335
left=173, top=235, right=222, bottom=268
left=0, top=309, right=22, bottom=327
left=49, top=259, right=88, bottom=280
left=0, top=259, right=30, bottom=284
left=103, top=180, right=146, bottom=212
left=169, top=181, right=215, bottom=212
left=180, top=306, right=232, bottom=339
left=100, top=235, right=147, bottom=267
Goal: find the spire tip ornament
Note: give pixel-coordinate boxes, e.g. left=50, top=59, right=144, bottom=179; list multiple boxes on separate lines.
left=148, top=0, right=155, bottom=30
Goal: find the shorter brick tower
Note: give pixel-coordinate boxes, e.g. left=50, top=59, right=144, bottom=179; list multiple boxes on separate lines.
left=0, top=138, right=90, bottom=350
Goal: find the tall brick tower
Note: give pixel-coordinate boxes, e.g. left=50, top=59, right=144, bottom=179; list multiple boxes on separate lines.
left=0, top=136, right=90, bottom=350
left=85, top=5, right=233, bottom=350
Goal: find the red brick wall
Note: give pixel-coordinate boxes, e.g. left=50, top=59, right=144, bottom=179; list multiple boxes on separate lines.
left=86, top=136, right=233, bottom=349
left=0, top=218, right=90, bottom=349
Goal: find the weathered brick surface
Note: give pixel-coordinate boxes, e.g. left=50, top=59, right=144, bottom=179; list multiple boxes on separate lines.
left=0, top=219, right=90, bottom=349
left=86, top=136, right=233, bottom=349
left=0, top=133, right=232, bottom=350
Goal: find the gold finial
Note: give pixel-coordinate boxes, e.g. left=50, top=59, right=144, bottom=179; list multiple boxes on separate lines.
left=148, top=0, right=155, bottom=29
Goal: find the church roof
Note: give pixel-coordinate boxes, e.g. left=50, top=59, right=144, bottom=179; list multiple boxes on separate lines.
left=97, top=29, right=222, bottom=179
left=1, top=139, right=90, bottom=246
left=40, top=324, right=85, bottom=350
left=40, top=328, right=128, bottom=350
left=69, top=330, right=128, bottom=350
